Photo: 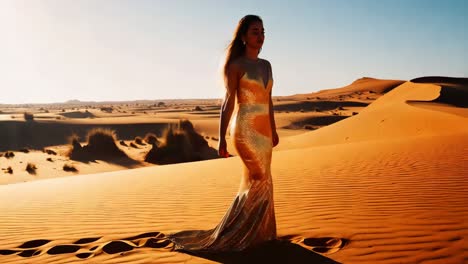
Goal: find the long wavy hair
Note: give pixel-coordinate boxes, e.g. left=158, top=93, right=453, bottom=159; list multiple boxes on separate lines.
left=223, top=15, right=263, bottom=84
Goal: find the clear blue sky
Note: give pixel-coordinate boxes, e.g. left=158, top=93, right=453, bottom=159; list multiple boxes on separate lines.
left=1, top=0, right=467, bottom=104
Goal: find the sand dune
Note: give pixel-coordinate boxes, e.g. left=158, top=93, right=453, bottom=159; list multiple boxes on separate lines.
left=0, top=77, right=466, bottom=263
left=286, top=77, right=405, bottom=100
left=277, top=80, right=468, bottom=150
left=269, top=77, right=408, bottom=138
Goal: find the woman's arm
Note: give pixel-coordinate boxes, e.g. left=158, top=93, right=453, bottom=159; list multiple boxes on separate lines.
left=267, top=61, right=279, bottom=147
left=269, top=92, right=279, bottom=147
left=218, top=63, right=240, bottom=157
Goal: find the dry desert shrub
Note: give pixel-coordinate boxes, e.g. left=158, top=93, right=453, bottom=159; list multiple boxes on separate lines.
left=145, top=119, right=217, bottom=165
left=4, top=151, right=15, bottom=159
left=26, top=163, right=37, bottom=174
left=5, top=166, right=13, bottom=174
left=19, top=148, right=29, bottom=153
left=43, top=148, right=57, bottom=155
left=100, top=107, right=113, bottom=113
left=24, top=112, right=34, bottom=121
left=63, top=163, right=78, bottom=172
left=67, top=128, right=128, bottom=161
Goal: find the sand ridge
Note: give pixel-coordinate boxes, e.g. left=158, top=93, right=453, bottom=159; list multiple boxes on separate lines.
left=277, top=80, right=468, bottom=150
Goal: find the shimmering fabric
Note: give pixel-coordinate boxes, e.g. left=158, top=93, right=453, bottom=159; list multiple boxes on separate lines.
left=168, top=60, right=276, bottom=252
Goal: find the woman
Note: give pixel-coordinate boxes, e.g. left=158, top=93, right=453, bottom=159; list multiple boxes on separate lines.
left=168, top=14, right=279, bottom=252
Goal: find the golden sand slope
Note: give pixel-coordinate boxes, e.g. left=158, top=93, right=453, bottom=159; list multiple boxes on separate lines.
left=287, top=77, right=405, bottom=100
left=0, top=133, right=466, bottom=263
left=277, top=81, right=468, bottom=150
left=0, top=80, right=467, bottom=263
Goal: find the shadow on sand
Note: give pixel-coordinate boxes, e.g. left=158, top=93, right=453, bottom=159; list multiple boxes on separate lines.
left=410, top=76, right=468, bottom=108
left=183, top=239, right=343, bottom=264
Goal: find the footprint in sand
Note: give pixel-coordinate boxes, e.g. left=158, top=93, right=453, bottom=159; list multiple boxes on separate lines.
left=0, top=239, right=53, bottom=257
left=1, top=232, right=346, bottom=260
left=76, top=232, right=173, bottom=259
left=294, top=236, right=349, bottom=254
left=0, top=232, right=174, bottom=260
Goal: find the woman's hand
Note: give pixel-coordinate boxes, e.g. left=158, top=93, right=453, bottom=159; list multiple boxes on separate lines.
left=218, top=137, right=230, bottom=158
left=272, top=130, right=279, bottom=147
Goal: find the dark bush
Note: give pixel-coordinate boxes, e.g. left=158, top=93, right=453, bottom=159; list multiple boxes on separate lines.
left=24, top=112, right=34, bottom=121
left=67, top=128, right=127, bottom=161
left=44, top=149, right=57, bottom=155
left=26, top=163, right=37, bottom=174
left=145, top=120, right=218, bottom=165
left=19, top=148, right=29, bottom=153
left=63, top=164, right=78, bottom=172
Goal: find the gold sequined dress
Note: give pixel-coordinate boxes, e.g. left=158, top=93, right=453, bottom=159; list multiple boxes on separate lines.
left=168, top=58, right=276, bottom=252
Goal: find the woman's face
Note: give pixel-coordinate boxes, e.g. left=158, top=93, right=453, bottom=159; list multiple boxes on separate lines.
left=243, top=21, right=264, bottom=50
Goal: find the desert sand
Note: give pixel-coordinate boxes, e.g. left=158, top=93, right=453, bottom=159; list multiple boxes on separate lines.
left=0, top=77, right=467, bottom=263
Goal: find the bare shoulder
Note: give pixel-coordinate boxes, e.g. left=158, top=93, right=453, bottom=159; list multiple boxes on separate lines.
left=228, top=58, right=248, bottom=79
left=259, top=58, right=271, bottom=65
left=228, top=59, right=243, bottom=74
left=259, top=58, right=272, bottom=71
